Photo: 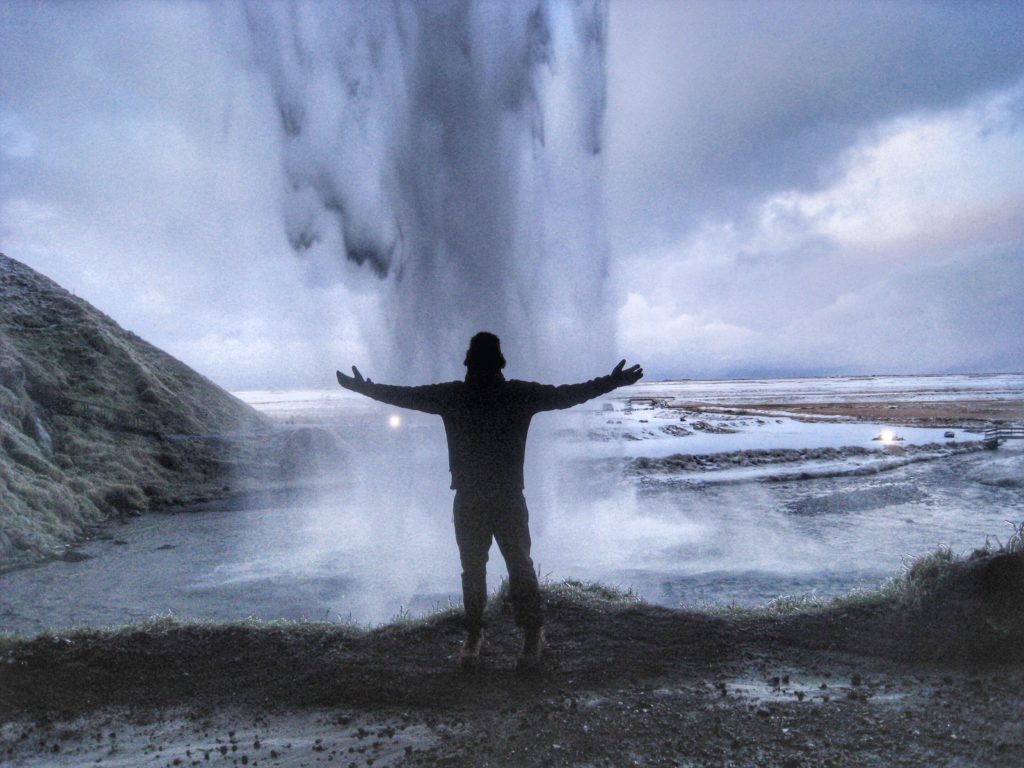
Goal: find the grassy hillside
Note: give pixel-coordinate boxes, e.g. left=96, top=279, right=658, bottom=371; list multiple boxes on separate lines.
left=0, top=253, right=271, bottom=568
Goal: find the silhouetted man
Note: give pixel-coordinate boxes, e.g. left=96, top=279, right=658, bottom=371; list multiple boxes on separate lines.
left=337, top=332, right=642, bottom=671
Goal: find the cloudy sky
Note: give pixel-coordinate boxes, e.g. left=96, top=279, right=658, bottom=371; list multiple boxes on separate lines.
left=2, top=0, right=1022, bottom=388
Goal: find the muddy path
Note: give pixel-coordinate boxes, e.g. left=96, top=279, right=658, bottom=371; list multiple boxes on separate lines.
left=2, top=582, right=1022, bottom=767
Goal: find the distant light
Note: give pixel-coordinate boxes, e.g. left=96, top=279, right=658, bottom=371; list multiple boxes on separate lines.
left=388, top=414, right=402, bottom=429
left=874, top=429, right=903, bottom=444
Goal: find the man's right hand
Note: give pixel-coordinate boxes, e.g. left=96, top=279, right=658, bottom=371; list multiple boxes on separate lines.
left=336, top=365, right=374, bottom=392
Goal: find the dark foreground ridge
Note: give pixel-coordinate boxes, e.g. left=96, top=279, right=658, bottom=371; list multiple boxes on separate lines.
left=2, top=548, right=1022, bottom=767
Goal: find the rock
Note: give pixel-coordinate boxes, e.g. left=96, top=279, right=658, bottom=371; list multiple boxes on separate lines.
left=58, top=550, right=93, bottom=563
left=978, top=553, right=1024, bottom=594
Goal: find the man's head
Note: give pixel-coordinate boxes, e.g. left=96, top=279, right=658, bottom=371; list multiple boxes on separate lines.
left=464, top=331, right=506, bottom=372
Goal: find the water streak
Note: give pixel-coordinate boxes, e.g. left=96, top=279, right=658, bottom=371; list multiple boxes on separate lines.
left=244, top=0, right=611, bottom=381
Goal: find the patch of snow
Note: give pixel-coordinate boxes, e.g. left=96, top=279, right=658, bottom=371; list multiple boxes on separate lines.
left=558, top=407, right=969, bottom=459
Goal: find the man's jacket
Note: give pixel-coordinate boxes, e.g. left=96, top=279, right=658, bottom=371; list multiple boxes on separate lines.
left=351, top=372, right=618, bottom=491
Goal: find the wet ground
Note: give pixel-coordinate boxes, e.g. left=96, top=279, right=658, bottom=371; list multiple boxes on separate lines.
left=3, top=580, right=1023, bottom=768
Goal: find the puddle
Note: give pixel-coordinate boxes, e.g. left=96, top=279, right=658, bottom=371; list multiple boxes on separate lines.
left=0, top=711, right=446, bottom=768
left=710, top=674, right=908, bottom=706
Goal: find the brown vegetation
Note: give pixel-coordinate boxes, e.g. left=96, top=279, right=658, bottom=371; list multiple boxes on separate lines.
left=675, top=400, right=1024, bottom=426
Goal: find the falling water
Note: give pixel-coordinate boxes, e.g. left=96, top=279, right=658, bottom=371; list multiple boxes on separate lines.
left=243, top=0, right=611, bottom=382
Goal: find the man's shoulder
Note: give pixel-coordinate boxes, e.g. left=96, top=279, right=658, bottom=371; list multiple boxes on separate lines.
left=431, top=381, right=463, bottom=399
left=506, top=379, right=547, bottom=392
left=414, top=380, right=461, bottom=391
left=433, top=380, right=467, bottom=397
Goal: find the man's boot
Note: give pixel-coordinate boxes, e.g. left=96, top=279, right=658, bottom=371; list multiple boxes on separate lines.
left=516, top=626, right=545, bottom=674
left=459, top=629, right=484, bottom=669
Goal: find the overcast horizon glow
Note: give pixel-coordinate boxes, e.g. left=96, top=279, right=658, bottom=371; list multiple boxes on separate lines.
left=2, top=1, right=1022, bottom=389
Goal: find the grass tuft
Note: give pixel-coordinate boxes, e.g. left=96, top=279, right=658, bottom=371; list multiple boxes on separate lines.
left=0, top=614, right=365, bottom=652
left=549, top=578, right=643, bottom=605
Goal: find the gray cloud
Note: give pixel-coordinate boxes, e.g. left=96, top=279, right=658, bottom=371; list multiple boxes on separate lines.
left=606, top=1, right=1024, bottom=251
left=620, top=242, right=1024, bottom=379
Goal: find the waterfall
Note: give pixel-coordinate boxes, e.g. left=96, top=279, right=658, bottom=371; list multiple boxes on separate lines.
left=243, top=0, right=610, bottom=381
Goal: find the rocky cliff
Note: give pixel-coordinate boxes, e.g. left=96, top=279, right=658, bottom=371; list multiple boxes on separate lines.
left=0, top=253, right=270, bottom=568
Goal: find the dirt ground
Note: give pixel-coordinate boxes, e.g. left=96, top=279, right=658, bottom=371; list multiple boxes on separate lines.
left=2, top=579, right=1022, bottom=768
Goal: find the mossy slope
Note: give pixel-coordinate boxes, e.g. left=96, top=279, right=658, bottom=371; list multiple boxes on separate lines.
left=0, top=253, right=268, bottom=567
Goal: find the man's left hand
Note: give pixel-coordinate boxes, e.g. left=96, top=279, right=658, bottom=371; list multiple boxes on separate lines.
left=610, top=359, right=643, bottom=385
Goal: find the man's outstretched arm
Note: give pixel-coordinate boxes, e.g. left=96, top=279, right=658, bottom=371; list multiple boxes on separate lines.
left=528, top=359, right=644, bottom=412
left=336, top=366, right=451, bottom=414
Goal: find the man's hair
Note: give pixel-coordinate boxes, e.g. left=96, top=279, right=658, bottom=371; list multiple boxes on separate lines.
left=464, top=331, right=506, bottom=370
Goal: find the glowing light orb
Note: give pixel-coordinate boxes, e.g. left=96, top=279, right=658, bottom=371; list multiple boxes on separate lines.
left=878, top=429, right=895, bottom=443
left=388, top=414, right=402, bottom=429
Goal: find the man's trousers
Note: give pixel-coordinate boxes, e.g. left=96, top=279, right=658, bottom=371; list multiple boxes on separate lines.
left=453, top=489, right=543, bottom=634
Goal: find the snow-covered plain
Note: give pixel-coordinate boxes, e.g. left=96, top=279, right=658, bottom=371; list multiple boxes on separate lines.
left=1, top=374, right=1021, bottom=634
